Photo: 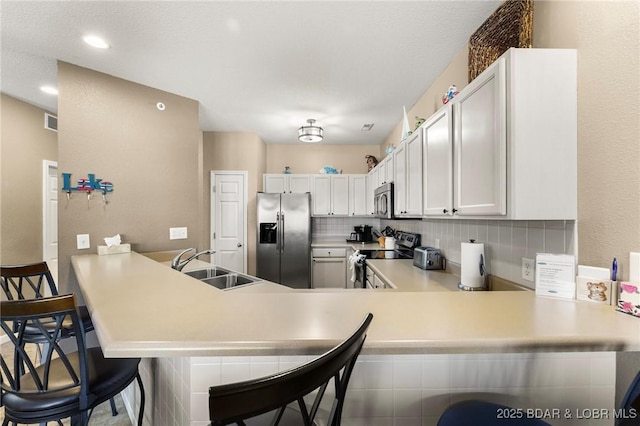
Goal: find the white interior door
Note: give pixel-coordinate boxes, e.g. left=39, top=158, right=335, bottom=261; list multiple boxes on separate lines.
left=211, top=171, right=247, bottom=273
left=43, top=160, right=58, bottom=289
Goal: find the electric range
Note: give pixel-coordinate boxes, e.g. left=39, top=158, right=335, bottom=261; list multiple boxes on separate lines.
left=353, top=231, right=421, bottom=288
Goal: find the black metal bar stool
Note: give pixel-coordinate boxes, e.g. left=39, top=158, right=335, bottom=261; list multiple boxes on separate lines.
left=1, top=261, right=119, bottom=416
left=208, top=313, right=374, bottom=426
left=0, top=294, right=145, bottom=426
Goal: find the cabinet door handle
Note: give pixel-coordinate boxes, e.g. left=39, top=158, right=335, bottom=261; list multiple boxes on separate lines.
left=452, top=208, right=458, bottom=213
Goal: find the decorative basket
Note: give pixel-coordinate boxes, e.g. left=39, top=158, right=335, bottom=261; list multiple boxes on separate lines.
left=468, top=0, right=533, bottom=82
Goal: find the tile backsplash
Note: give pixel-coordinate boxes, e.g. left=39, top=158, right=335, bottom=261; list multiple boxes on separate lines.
left=155, top=352, right=615, bottom=426
left=312, top=217, right=576, bottom=289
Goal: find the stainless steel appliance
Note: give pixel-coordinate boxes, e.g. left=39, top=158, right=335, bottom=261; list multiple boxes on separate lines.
left=347, top=225, right=374, bottom=243
left=257, top=192, right=311, bottom=289
left=413, top=247, right=446, bottom=270
left=353, top=231, right=420, bottom=288
left=374, top=183, right=394, bottom=219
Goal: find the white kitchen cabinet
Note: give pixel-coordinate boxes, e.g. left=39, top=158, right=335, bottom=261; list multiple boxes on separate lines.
left=263, top=174, right=311, bottom=193
left=453, top=55, right=507, bottom=216
left=393, top=143, right=407, bottom=216
left=349, top=175, right=368, bottom=216
left=377, top=159, right=386, bottom=187
left=312, top=248, right=347, bottom=289
left=380, top=154, right=394, bottom=184
left=423, top=105, right=454, bottom=216
left=366, top=267, right=392, bottom=289
left=424, top=48, right=577, bottom=220
left=312, top=175, right=350, bottom=216
left=393, top=130, right=423, bottom=218
left=366, top=171, right=376, bottom=216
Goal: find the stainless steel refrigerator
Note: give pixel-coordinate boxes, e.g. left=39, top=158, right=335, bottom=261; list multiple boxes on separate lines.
left=256, top=192, right=311, bottom=289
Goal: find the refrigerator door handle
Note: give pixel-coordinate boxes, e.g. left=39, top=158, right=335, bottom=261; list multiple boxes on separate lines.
left=280, top=212, right=285, bottom=252
left=276, top=212, right=281, bottom=253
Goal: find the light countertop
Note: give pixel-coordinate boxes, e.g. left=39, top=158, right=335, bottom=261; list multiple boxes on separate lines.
left=365, top=259, right=461, bottom=292
left=72, top=251, right=640, bottom=358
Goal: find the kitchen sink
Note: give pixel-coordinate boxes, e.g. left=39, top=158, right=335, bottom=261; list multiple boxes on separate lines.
left=184, top=266, right=232, bottom=280
left=200, top=274, right=256, bottom=290
left=184, top=266, right=260, bottom=290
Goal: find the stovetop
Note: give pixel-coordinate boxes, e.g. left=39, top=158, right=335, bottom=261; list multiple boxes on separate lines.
left=357, top=231, right=420, bottom=260
left=358, top=249, right=413, bottom=260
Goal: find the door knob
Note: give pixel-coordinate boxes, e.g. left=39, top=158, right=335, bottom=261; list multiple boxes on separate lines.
left=237, top=243, right=243, bottom=247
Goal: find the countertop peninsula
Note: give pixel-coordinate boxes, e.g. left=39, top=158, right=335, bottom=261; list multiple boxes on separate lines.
left=72, top=251, right=640, bottom=358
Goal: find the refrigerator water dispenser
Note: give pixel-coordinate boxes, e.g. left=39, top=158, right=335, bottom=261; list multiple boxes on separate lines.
left=259, top=223, right=277, bottom=244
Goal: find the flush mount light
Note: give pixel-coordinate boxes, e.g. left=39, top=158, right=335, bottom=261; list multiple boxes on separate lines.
left=40, top=86, right=58, bottom=95
left=83, top=35, right=110, bottom=49
left=298, top=119, right=324, bottom=143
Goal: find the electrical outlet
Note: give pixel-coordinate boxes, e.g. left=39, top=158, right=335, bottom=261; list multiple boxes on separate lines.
left=76, top=234, right=90, bottom=250
left=169, top=227, right=188, bottom=240
left=522, top=257, right=534, bottom=282
left=434, top=238, right=440, bottom=249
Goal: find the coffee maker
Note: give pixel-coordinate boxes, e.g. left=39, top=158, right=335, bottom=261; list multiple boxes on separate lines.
left=349, top=225, right=373, bottom=243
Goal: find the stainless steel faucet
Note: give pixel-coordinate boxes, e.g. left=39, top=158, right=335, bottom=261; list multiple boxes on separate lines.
left=171, top=248, right=216, bottom=272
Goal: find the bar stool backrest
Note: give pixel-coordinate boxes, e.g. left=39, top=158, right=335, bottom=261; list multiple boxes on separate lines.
left=1, top=261, right=58, bottom=300
left=209, top=313, right=374, bottom=426
left=0, top=294, right=89, bottom=420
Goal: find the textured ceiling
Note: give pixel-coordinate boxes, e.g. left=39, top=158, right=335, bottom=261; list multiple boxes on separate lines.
left=0, top=1, right=501, bottom=145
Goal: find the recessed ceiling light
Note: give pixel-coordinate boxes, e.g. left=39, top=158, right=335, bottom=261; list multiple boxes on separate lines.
left=40, top=86, right=58, bottom=95
left=83, top=35, right=110, bottom=49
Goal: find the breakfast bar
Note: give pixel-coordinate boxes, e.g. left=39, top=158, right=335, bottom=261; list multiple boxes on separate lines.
left=72, top=252, right=640, bottom=426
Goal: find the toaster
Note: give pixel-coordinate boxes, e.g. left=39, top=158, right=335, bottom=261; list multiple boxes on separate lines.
left=413, top=247, right=445, bottom=270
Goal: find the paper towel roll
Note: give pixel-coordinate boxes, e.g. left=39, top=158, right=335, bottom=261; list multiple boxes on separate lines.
left=384, top=237, right=396, bottom=258
left=384, top=237, right=396, bottom=250
left=460, top=241, right=485, bottom=290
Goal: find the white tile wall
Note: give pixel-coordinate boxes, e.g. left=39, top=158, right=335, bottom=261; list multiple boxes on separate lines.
left=312, top=217, right=379, bottom=240
left=313, top=218, right=576, bottom=289
left=134, top=352, right=616, bottom=426
left=382, top=218, right=577, bottom=289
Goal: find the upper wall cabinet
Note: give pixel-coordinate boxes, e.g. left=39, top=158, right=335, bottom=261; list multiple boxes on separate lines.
left=312, top=175, right=350, bottom=216
left=263, top=174, right=312, bottom=193
left=422, top=104, right=453, bottom=216
left=349, top=175, right=368, bottom=217
left=394, top=130, right=423, bottom=218
left=424, top=48, right=577, bottom=220
left=453, top=54, right=507, bottom=216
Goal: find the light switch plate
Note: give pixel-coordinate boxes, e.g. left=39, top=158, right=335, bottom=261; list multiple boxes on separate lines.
left=169, top=227, right=188, bottom=240
left=77, top=234, right=90, bottom=250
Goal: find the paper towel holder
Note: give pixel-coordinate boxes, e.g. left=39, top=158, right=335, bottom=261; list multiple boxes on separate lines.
left=458, top=239, right=487, bottom=291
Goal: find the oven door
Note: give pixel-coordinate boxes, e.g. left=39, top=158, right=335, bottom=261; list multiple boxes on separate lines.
left=353, top=258, right=365, bottom=288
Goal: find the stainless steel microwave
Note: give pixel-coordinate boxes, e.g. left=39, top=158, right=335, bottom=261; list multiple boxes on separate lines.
left=374, top=183, right=394, bottom=219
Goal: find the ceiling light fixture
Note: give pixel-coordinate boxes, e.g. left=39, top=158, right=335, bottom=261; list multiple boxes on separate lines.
left=298, top=119, right=324, bottom=143
left=83, top=35, right=110, bottom=49
left=40, top=86, right=58, bottom=95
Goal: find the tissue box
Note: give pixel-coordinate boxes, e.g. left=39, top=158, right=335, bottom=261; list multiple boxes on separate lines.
left=576, top=276, right=613, bottom=305
left=617, top=281, right=640, bottom=318
left=97, top=243, right=131, bottom=256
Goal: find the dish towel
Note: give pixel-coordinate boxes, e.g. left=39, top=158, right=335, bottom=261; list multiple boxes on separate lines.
left=348, top=250, right=366, bottom=283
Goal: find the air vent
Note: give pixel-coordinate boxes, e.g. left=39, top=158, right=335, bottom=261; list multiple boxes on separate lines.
left=360, top=123, right=375, bottom=131
left=44, top=113, right=57, bottom=132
